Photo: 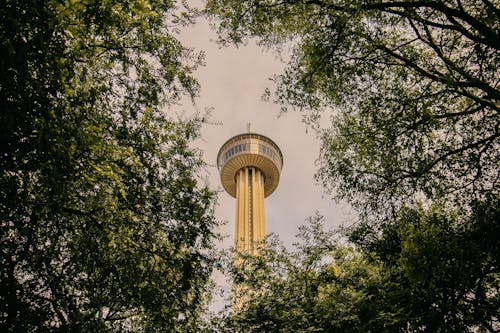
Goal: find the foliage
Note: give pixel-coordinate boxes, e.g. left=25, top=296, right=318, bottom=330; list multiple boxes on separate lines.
left=218, top=210, right=498, bottom=332
left=370, top=200, right=499, bottom=332
left=206, top=0, right=499, bottom=219
left=217, top=216, right=403, bottom=332
left=399, top=201, right=499, bottom=332
left=205, top=1, right=500, bottom=331
left=1, top=0, right=218, bottom=331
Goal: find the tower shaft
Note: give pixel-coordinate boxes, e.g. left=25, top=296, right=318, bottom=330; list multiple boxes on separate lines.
left=235, top=167, right=265, bottom=255
left=218, top=133, right=282, bottom=313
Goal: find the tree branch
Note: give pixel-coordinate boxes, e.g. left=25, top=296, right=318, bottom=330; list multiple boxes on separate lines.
left=362, top=1, right=500, bottom=49
left=375, top=43, right=500, bottom=103
left=384, top=7, right=497, bottom=50
left=411, top=125, right=499, bottom=178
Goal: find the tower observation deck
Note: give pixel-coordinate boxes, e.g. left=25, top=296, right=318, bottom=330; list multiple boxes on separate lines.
left=217, top=133, right=283, bottom=255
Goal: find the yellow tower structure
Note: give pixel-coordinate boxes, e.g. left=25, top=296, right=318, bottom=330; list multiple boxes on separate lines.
left=217, top=133, right=283, bottom=255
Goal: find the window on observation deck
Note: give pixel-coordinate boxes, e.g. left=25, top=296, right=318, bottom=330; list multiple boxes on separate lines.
left=221, top=143, right=251, bottom=166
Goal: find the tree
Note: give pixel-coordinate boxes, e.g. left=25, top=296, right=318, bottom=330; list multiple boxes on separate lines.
left=218, top=211, right=499, bottom=332
left=206, top=0, right=499, bottom=220
left=1, top=0, right=218, bottom=331
left=206, top=1, right=499, bottom=331
left=394, top=201, right=499, bottom=332
left=218, top=217, right=408, bottom=332
left=365, top=200, right=499, bottom=332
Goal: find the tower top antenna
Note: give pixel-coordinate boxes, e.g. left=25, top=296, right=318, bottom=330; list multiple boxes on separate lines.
left=246, top=123, right=251, bottom=133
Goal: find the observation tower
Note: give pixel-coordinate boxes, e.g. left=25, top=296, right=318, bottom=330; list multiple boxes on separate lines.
left=217, top=133, right=283, bottom=255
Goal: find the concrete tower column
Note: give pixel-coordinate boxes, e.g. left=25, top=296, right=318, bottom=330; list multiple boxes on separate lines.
left=235, top=167, right=266, bottom=255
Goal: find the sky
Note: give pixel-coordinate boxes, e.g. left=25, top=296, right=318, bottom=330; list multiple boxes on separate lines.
left=177, top=11, right=353, bottom=309
left=179, top=16, right=353, bottom=251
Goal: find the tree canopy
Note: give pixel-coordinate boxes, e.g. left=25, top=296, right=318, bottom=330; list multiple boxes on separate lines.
left=206, top=0, right=499, bottom=219
left=206, top=1, right=499, bottom=331
left=2, top=0, right=499, bottom=331
left=219, top=208, right=499, bottom=332
left=1, top=0, right=218, bottom=331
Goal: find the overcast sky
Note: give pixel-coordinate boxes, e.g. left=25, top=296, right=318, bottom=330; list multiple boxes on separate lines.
left=179, top=16, right=352, bottom=250
left=176, top=7, right=356, bottom=309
